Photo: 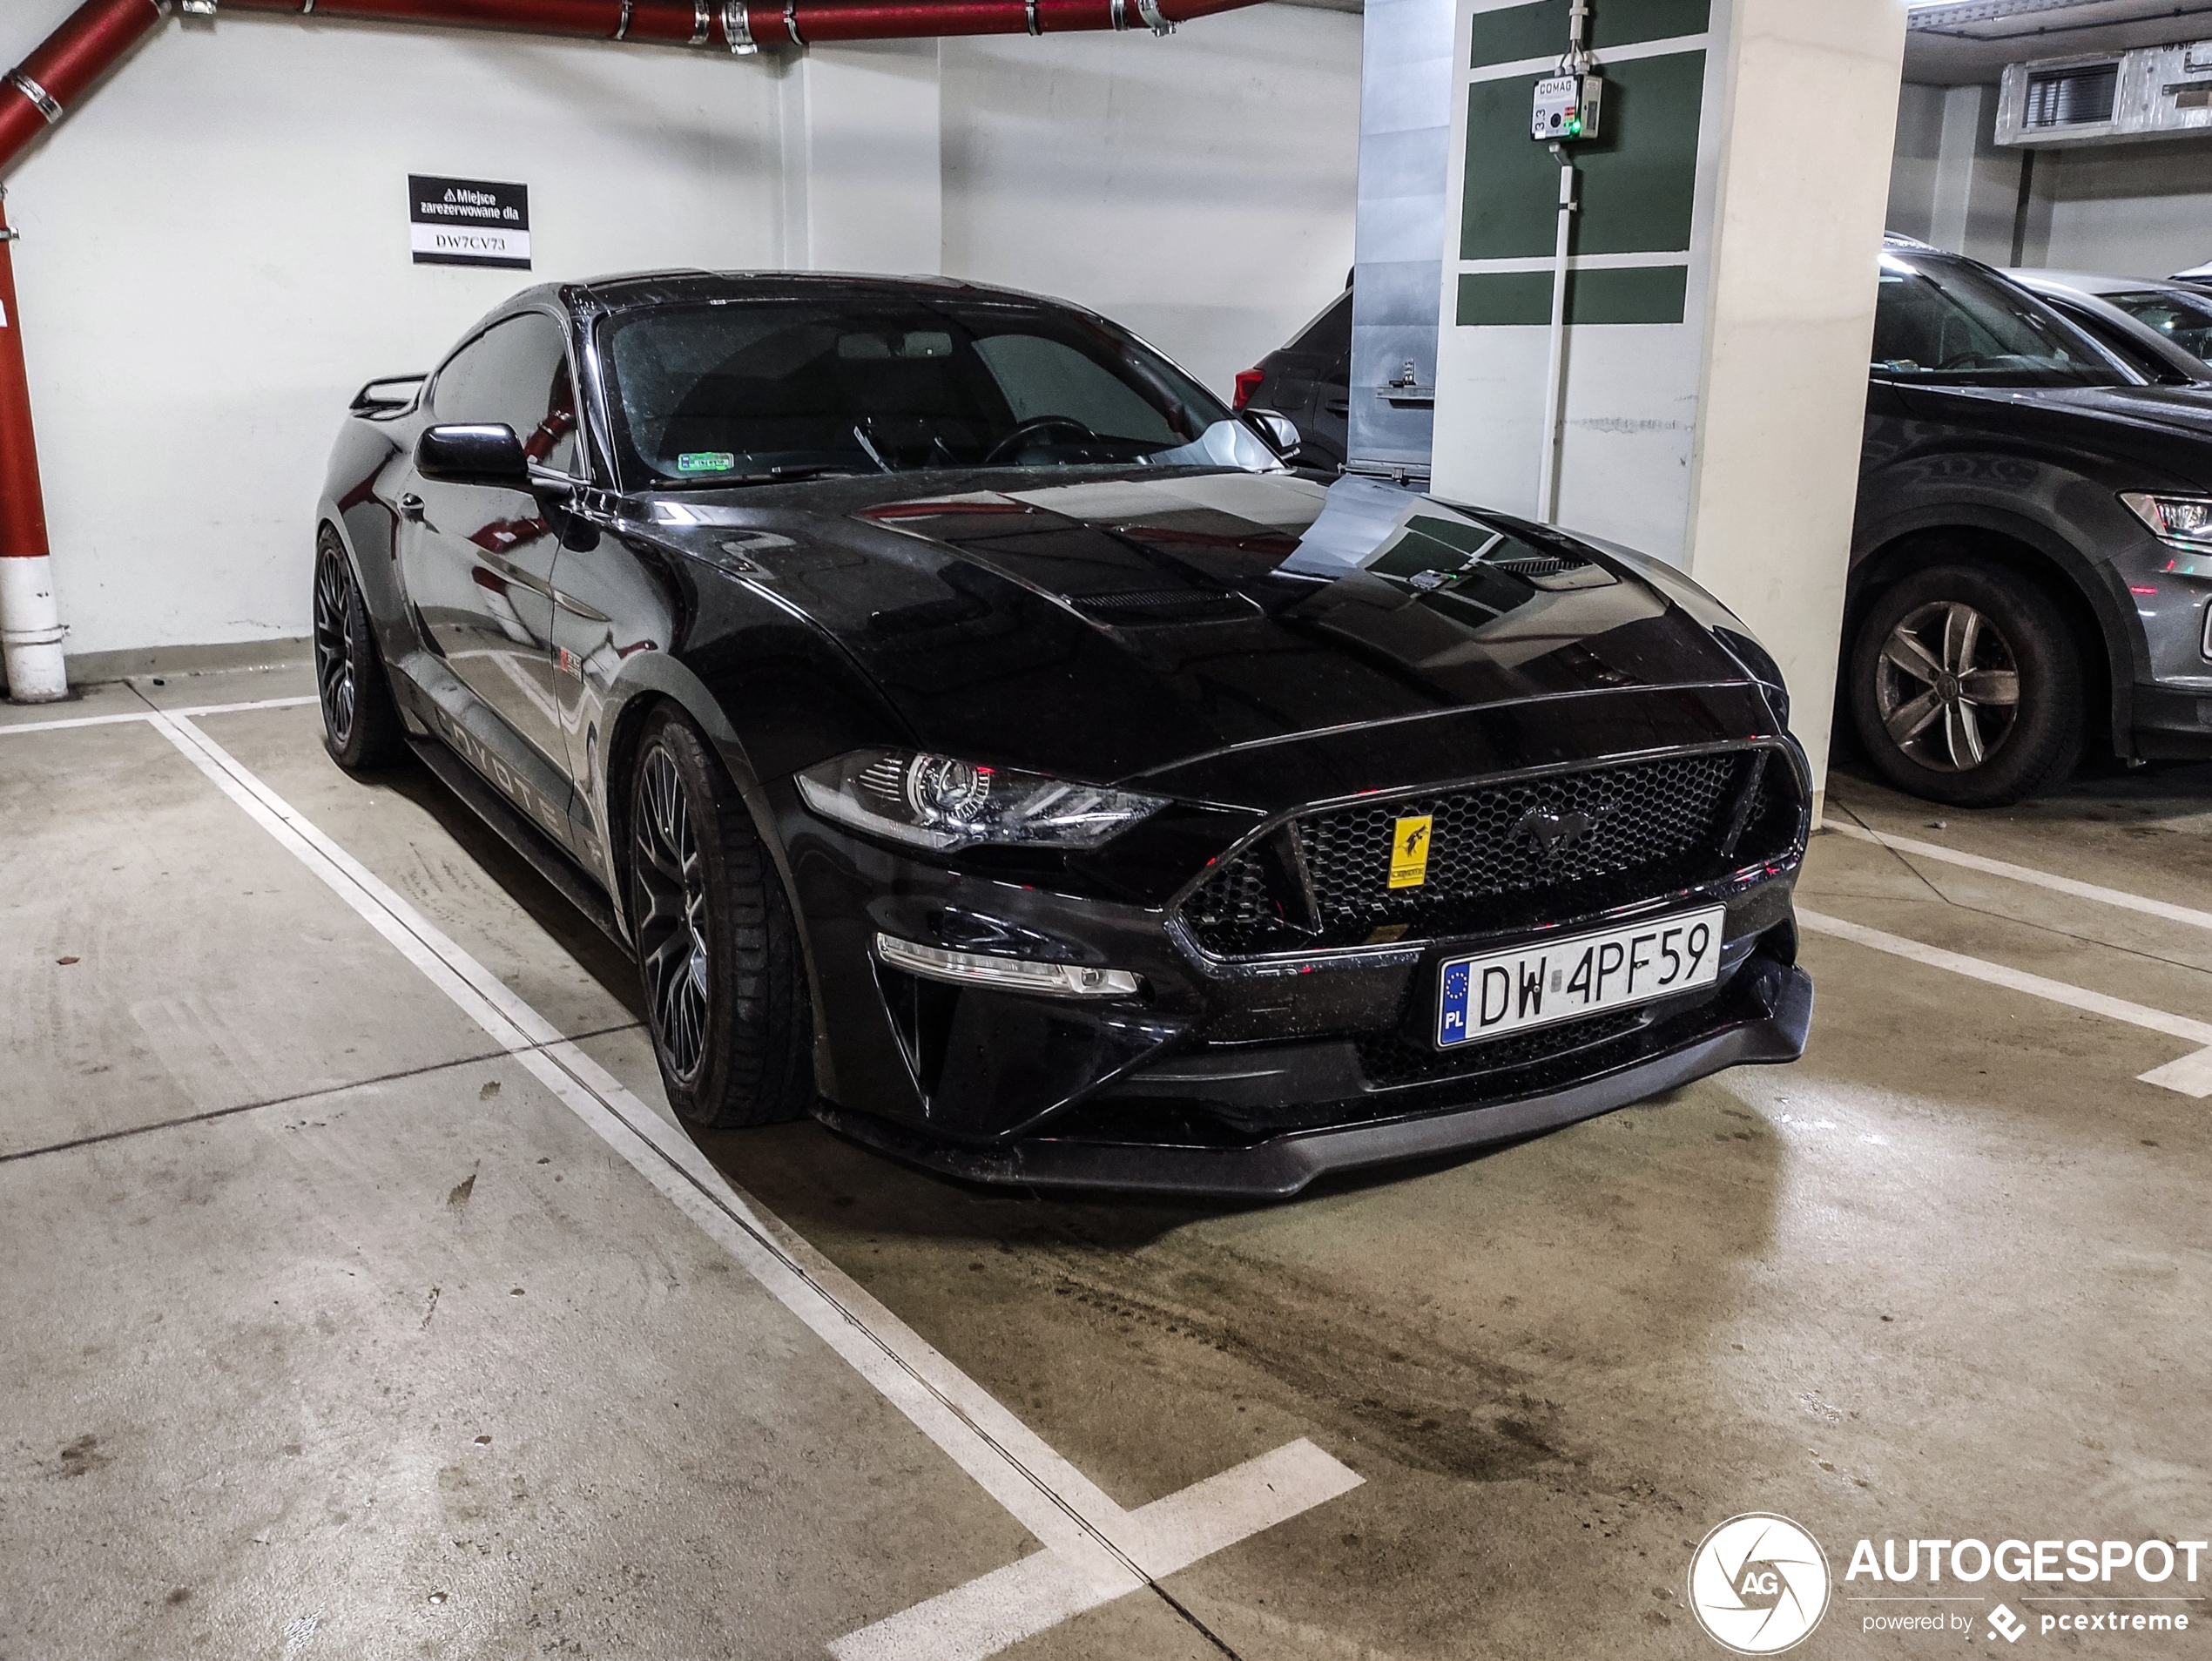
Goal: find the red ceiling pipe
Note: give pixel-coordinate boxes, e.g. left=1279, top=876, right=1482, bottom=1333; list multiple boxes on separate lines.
left=0, top=191, right=66, bottom=699
left=153, top=0, right=1260, bottom=56
left=0, top=0, right=170, bottom=177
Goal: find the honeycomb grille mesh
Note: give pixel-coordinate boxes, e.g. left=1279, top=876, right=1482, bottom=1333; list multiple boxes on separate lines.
left=1183, top=749, right=1792, bottom=956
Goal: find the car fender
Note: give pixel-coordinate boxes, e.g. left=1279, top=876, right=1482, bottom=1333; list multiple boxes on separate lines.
left=1851, top=491, right=2145, bottom=755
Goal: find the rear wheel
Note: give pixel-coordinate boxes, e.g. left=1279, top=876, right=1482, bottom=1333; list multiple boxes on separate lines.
left=313, top=529, right=404, bottom=772
left=1849, top=561, right=2082, bottom=807
left=628, top=707, right=813, bottom=1128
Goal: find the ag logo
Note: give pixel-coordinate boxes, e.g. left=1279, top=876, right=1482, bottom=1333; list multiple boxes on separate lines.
left=1687, top=1514, right=1831, bottom=1654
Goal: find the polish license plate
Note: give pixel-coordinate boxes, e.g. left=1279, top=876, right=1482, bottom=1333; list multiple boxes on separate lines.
left=1434, top=905, right=1725, bottom=1050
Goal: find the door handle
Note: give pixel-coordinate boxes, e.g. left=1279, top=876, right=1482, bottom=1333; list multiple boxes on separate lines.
left=1323, top=401, right=1349, bottom=416
left=399, top=493, right=426, bottom=523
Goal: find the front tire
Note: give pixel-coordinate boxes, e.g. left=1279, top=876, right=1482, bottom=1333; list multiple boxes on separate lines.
left=313, top=528, right=404, bottom=773
left=1848, top=560, right=2082, bottom=807
left=628, top=707, right=813, bottom=1128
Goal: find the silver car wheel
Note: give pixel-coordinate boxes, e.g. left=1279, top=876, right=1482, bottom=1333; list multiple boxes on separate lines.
left=1874, top=599, right=2022, bottom=773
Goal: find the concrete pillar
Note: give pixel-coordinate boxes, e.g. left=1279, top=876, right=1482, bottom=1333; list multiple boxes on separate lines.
left=778, top=40, right=944, bottom=276
left=1430, top=0, right=1906, bottom=821
left=1682, top=0, right=1908, bottom=821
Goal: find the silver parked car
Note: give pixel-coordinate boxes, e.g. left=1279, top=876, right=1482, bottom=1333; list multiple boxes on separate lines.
left=2008, top=269, right=2212, bottom=388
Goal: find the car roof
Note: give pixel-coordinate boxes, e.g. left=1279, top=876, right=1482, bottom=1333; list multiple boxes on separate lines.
left=561, top=269, right=1068, bottom=315
left=2010, top=268, right=2184, bottom=297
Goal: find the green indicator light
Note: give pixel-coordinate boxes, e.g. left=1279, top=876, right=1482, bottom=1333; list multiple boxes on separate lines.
left=1564, top=117, right=1582, bottom=138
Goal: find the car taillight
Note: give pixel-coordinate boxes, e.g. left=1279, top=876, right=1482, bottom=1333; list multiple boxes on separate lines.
left=1232, top=368, right=1264, bottom=411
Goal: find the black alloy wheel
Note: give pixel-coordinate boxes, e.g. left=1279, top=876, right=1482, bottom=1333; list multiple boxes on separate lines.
left=313, top=528, right=403, bottom=772
left=1849, top=560, right=2082, bottom=807
left=628, top=706, right=813, bottom=1128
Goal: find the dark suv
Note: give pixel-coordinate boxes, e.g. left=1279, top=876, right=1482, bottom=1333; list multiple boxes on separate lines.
left=1234, top=287, right=1352, bottom=469
left=1849, top=239, right=2212, bottom=805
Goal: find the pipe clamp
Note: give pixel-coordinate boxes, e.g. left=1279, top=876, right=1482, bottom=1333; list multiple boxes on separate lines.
left=1024, top=0, right=1040, bottom=32
left=5, top=71, right=64, bottom=125
left=1135, top=0, right=1172, bottom=33
left=179, top=0, right=219, bottom=13
left=613, top=0, right=631, bottom=38
left=784, top=0, right=805, bottom=46
left=691, top=0, right=711, bottom=44
left=723, top=1, right=756, bottom=52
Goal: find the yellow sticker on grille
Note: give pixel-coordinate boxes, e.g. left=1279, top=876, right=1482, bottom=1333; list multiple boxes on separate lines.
left=1388, top=814, right=1433, bottom=889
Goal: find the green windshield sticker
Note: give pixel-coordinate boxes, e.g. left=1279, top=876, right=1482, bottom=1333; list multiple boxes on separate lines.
left=678, top=451, right=737, bottom=475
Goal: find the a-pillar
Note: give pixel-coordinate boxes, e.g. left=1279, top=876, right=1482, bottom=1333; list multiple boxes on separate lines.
left=777, top=39, right=944, bottom=276
left=1431, top=0, right=1908, bottom=821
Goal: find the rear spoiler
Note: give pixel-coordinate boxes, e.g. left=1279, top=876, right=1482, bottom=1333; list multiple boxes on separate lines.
left=350, top=374, right=428, bottom=417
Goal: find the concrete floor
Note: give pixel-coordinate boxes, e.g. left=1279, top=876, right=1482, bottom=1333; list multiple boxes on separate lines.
left=4, top=661, right=2209, bottom=1659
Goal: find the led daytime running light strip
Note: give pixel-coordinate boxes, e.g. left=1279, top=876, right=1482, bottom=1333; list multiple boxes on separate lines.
left=876, top=933, right=1142, bottom=997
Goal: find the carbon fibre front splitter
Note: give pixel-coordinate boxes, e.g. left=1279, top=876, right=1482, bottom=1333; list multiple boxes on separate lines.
left=813, top=961, right=1814, bottom=1202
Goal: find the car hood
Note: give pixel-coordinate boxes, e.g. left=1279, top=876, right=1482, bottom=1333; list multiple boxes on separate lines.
left=1902, top=382, right=2212, bottom=488
left=653, top=469, right=1762, bottom=790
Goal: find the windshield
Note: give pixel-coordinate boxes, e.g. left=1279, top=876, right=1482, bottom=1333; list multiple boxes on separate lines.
left=597, top=297, right=1244, bottom=489
left=1871, top=256, right=2126, bottom=388
left=2103, top=290, right=2212, bottom=366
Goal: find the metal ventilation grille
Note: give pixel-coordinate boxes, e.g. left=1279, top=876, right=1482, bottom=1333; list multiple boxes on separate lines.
left=2025, top=63, right=2118, bottom=127
left=1181, top=747, right=1801, bottom=957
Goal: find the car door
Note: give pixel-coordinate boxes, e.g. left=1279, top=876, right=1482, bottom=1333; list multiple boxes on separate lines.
left=399, top=312, right=583, bottom=839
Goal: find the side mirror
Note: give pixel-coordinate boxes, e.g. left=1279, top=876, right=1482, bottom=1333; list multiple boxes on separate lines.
left=1241, top=408, right=1304, bottom=462
left=416, top=423, right=530, bottom=488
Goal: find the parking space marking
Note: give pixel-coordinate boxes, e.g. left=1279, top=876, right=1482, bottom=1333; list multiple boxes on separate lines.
left=0, top=692, right=316, bottom=738
left=1828, top=820, right=2212, bottom=935
left=141, top=706, right=1361, bottom=1658
left=1798, top=909, right=2212, bottom=1096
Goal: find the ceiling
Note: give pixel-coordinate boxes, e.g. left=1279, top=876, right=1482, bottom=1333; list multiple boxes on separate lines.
left=1905, top=0, right=2212, bottom=83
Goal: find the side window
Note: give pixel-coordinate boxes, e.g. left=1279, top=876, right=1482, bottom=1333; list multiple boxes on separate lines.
left=972, top=334, right=1176, bottom=443
left=431, top=313, right=581, bottom=475
left=1291, top=290, right=1354, bottom=368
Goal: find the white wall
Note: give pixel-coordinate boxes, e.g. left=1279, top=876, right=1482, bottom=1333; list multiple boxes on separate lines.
left=2038, top=135, right=2212, bottom=277
left=941, top=5, right=1361, bottom=392
left=0, top=1, right=1359, bottom=669
left=1888, top=79, right=2212, bottom=278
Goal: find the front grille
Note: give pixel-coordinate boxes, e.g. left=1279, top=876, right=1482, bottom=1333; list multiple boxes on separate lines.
left=1182, top=746, right=1799, bottom=956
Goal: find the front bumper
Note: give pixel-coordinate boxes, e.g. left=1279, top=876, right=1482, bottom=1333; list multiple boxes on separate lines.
left=818, top=946, right=1812, bottom=1199
left=774, top=729, right=1811, bottom=1194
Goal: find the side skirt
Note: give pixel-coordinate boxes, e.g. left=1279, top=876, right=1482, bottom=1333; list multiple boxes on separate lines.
left=407, top=735, right=632, bottom=955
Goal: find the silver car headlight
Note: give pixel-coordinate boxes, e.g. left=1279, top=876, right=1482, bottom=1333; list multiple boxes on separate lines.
left=795, top=748, right=1168, bottom=852
left=2122, top=492, right=2212, bottom=550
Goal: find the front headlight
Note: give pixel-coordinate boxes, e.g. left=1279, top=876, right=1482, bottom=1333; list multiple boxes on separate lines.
left=795, top=748, right=1169, bottom=852
left=2122, top=492, right=2212, bottom=550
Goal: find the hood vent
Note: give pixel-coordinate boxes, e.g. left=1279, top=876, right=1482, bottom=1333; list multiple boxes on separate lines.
left=1070, top=588, right=1256, bottom=625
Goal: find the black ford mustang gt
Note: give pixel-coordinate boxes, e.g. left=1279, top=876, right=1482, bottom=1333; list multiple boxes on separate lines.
left=313, top=271, right=1812, bottom=1198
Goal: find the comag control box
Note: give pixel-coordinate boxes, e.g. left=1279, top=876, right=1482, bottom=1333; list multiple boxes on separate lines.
left=1531, top=71, right=1603, bottom=142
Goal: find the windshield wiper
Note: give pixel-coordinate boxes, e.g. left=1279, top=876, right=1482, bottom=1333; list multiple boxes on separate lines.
left=660, top=464, right=862, bottom=490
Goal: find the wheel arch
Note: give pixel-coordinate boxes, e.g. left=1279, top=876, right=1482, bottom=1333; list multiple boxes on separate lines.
left=1847, top=515, right=2131, bottom=759
left=597, top=670, right=833, bottom=1085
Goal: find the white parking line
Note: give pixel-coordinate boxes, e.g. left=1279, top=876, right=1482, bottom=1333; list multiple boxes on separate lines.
left=1798, top=909, right=2212, bottom=1096
left=1828, top=820, right=2212, bottom=935
left=142, top=706, right=1362, bottom=1658
left=0, top=692, right=317, bottom=737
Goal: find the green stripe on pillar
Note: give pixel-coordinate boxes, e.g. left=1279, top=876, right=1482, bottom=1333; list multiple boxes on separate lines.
left=1568, top=264, right=1688, bottom=324
left=1455, top=265, right=1688, bottom=327
left=1468, top=0, right=1711, bottom=69
left=1456, top=271, right=1556, bottom=327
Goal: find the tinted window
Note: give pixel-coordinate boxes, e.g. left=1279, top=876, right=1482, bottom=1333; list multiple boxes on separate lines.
left=1287, top=291, right=1353, bottom=363
left=598, top=298, right=1231, bottom=487
left=2105, top=290, right=2212, bottom=364
left=1871, top=258, right=2123, bottom=388
left=2045, top=297, right=2173, bottom=382
left=432, top=313, right=581, bottom=474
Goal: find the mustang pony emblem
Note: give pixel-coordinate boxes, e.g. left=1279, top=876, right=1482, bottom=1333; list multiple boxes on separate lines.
left=1515, top=807, right=1601, bottom=855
